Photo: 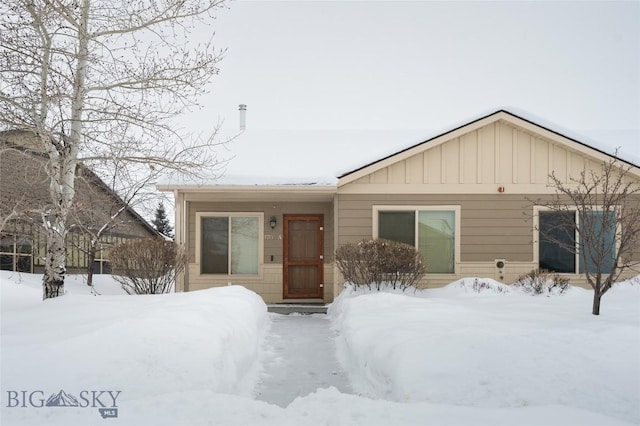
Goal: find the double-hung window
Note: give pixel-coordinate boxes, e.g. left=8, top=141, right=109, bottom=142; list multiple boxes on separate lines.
left=198, top=213, right=262, bottom=275
left=374, top=206, right=459, bottom=274
left=537, top=209, right=617, bottom=274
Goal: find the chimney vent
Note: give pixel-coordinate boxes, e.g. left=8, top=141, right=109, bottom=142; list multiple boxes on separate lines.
left=239, top=104, right=247, bottom=131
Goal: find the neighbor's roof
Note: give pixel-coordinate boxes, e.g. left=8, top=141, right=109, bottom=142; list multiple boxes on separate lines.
left=0, top=130, right=159, bottom=236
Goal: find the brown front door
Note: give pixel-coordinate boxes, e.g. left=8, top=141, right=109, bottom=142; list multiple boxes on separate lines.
left=283, top=214, right=324, bottom=299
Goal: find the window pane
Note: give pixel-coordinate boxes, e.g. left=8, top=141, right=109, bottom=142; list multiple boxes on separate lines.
left=579, top=211, right=616, bottom=274
left=16, top=238, right=31, bottom=254
left=539, top=211, right=575, bottom=273
left=0, top=254, right=13, bottom=271
left=16, top=255, right=31, bottom=273
left=231, top=217, right=259, bottom=274
left=379, top=211, right=415, bottom=246
left=0, top=236, right=14, bottom=253
left=419, top=211, right=455, bottom=273
left=201, top=217, right=229, bottom=274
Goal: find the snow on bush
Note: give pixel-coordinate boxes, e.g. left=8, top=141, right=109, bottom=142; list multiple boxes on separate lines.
left=616, top=274, right=640, bottom=288
left=442, top=277, right=512, bottom=295
left=512, top=269, right=570, bottom=296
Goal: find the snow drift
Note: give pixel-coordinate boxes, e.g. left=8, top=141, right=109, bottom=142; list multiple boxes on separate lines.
left=328, top=280, right=640, bottom=424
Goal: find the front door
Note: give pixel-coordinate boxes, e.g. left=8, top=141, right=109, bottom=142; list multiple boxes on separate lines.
left=283, top=215, right=324, bottom=299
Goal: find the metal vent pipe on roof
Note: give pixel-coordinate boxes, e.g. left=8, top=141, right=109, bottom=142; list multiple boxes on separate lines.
left=239, top=104, right=247, bottom=131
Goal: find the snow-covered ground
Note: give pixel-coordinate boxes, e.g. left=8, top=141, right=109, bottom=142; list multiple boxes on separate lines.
left=329, top=278, right=640, bottom=424
left=1, top=271, right=638, bottom=425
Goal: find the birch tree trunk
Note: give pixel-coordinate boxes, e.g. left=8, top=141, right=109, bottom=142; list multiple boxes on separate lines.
left=41, top=0, right=89, bottom=299
left=1, top=0, right=227, bottom=300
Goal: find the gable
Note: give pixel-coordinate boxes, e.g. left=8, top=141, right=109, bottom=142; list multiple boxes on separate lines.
left=338, top=111, right=640, bottom=195
left=0, top=130, right=158, bottom=237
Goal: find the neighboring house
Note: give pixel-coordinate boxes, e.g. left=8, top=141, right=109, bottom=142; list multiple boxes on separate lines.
left=0, top=130, right=158, bottom=274
left=158, top=110, right=640, bottom=303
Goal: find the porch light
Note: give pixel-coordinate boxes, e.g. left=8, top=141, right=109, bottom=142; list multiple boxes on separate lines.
left=269, top=216, right=277, bottom=229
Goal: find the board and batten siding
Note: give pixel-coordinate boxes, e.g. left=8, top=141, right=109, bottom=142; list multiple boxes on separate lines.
left=185, top=200, right=334, bottom=303
left=341, top=120, right=609, bottom=193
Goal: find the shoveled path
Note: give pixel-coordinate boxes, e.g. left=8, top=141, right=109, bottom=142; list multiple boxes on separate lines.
left=254, top=313, right=352, bottom=407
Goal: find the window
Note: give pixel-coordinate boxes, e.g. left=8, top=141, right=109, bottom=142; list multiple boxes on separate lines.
left=537, top=209, right=617, bottom=274
left=375, top=206, right=459, bottom=274
left=0, top=234, right=33, bottom=273
left=92, top=243, right=112, bottom=275
left=198, top=213, right=262, bottom=275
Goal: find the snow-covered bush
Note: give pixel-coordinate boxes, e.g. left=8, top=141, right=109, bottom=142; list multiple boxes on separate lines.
left=513, top=269, right=569, bottom=296
left=335, top=239, right=426, bottom=291
left=470, top=278, right=510, bottom=293
left=446, top=277, right=511, bottom=294
left=109, top=237, right=187, bottom=294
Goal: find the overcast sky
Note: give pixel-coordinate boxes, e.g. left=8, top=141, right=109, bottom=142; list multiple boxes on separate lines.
left=184, top=0, right=639, bottom=179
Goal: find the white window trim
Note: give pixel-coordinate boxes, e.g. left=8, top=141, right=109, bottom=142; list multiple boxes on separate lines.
left=372, top=205, right=461, bottom=275
left=532, top=205, right=620, bottom=275
left=195, top=212, right=264, bottom=277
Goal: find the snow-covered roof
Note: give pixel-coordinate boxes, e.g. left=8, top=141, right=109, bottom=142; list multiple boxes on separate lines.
left=340, top=109, right=640, bottom=179
left=158, top=108, right=639, bottom=190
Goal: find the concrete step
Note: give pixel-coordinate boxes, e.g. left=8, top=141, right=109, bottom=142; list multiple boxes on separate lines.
left=267, top=304, right=328, bottom=315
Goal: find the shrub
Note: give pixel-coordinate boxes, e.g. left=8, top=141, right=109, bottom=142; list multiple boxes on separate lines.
left=109, top=237, right=187, bottom=295
left=335, top=239, right=426, bottom=291
left=513, top=269, right=570, bottom=296
left=467, top=278, right=510, bottom=294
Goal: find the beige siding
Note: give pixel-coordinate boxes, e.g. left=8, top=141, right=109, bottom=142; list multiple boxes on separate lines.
left=460, top=132, right=477, bottom=184
left=424, top=145, right=441, bottom=183
left=442, top=137, right=460, bottom=183
left=340, top=120, right=613, bottom=194
left=336, top=194, right=533, bottom=263
left=406, top=154, right=424, bottom=183
left=478, top=123, right=496, bottom=183
left=335, top=193, right=640, bottom=290
left=185, top=200, right=334, bottom=303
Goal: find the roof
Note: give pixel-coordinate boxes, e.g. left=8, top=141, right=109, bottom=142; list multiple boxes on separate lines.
left=0, top=130, right=159, bottom=237
left=157, top=108, right=639, bottom=192
left=338, top=109, right=640, bottom=184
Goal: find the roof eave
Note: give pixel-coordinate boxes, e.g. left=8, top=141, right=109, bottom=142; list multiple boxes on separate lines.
left=157, top=184, right=337, bottom=202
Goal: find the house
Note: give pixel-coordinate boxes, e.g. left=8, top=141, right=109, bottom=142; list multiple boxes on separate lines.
left=0, top=130, right=158, bottom=274
left=158, top=110, right=640, bottom=303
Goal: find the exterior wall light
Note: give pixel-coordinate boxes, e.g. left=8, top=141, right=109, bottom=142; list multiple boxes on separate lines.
left=269, top=216, right=277, bottom=229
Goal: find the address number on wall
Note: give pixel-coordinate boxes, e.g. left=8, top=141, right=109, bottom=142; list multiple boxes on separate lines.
left=264, top=235, right=283, bottom=240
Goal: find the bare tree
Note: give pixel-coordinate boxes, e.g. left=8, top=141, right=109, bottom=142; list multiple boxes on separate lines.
left=0, top=137, right=50, bottom=233
left=0, top=0, right=228, bottom=299
left=536, top=156, right=640, bottom=315
left=69, top=162, right=157, bottom=287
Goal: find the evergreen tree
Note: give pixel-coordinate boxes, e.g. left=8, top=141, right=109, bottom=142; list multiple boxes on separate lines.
left=153, top=202, right=174, bottom=238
